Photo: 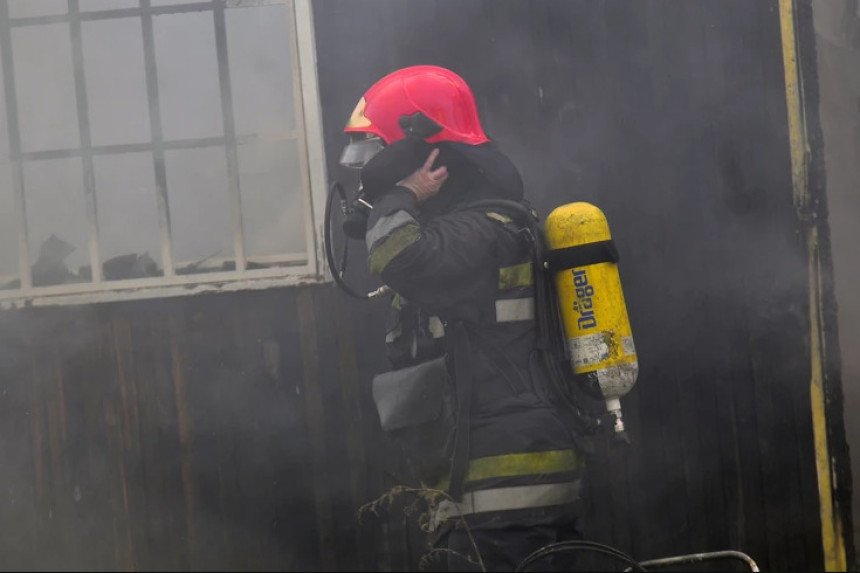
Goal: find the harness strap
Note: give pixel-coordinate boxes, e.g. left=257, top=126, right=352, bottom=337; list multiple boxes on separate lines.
left=447, top=322, right=472, bottom=502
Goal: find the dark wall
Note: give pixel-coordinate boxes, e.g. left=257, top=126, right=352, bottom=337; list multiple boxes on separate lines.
left=314, top=0, right=841, bottom=570
left=0, top=286, right=386, bottom=571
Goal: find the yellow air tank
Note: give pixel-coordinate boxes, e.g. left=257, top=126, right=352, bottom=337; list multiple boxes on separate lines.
left=544, top=202, right=638, bottom=440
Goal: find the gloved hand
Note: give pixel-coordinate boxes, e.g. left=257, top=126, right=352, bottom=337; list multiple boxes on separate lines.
left=398, top=148, right=448, bottom=203
left=360, top=136, right=434, bottom=201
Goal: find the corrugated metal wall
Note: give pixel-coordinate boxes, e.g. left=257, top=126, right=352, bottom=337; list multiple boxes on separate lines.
left=0, top=1, right=848, bottom=572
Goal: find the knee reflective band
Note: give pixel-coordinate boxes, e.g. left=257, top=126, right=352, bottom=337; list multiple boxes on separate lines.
left=543, top=202, right=638, bottom=437
left=430, top=480, right=583, bottom=531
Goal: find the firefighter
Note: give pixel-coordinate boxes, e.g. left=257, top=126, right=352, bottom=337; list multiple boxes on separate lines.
left=340, top=65, right=587, bottom=572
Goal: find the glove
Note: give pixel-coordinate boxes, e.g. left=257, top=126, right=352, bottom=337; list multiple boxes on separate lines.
left=397, top=148, right=448, bottom=203
left=360, top=136, right=434, bottom=202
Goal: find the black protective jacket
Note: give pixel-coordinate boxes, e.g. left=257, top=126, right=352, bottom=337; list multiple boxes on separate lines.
left=365, top=142, right=585, bottom=524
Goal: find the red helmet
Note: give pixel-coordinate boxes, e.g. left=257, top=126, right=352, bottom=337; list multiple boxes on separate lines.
left=344, top=65, right=489, bottom=146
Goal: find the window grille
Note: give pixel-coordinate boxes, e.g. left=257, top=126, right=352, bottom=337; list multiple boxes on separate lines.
left=0, top=0, right=327, bottom=307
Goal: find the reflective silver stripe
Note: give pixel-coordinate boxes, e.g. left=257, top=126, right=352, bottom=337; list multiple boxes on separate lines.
left=431, top=481, right=581, bottom=530
left=365, top=210, right=416, bottom=251
left=428, top=316, right=445, bottom=339
left=495, top=297, right=535, bottom=322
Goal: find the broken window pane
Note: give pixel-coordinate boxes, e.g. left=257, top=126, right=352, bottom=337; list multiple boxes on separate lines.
left=80, top=0, right=139, bottom=10
left=94, top=152, right=163, bottom=280
left=12, top=24, right=80, bottom=152
left=165, top=147, right=233, bottom=271
left=239, top=140, right=306, bottom=259
left=226, top=2, right=296, bottom=138
left=24, top=158, right=90, bottom=285
left=83, top=18, right=151, bottom=146
left=154, top=11, right=224, bottom=141
left=8, top=1, right=67, bottom=18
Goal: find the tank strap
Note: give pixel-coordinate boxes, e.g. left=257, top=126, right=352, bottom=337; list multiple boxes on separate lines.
left=544, top=240, right=619, bottom=273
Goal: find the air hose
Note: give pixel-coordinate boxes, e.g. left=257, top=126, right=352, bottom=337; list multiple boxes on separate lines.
left=324, top=181, right=388, bottom=300
left=515, top=540, right=647, bottom=572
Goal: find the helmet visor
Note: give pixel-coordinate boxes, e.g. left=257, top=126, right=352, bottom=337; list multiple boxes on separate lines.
left=339, top=136, right=385, bottom=168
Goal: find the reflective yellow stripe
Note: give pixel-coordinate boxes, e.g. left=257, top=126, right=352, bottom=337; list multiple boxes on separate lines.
left=467, top=449, right=582, bottom=482
left=498, top=262, right=534, bottom=290
left=485, top=211, right=512, bottom=224
left=369, top=223, right=420, bottom=274
left=429, top=449, right=583, bottom=490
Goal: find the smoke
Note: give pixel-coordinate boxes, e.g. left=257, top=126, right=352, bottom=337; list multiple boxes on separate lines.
left=0, top=0, right=852, bottom=570
left=0, top=1, right=306, bottom=287
left=318, top=1, right=831, bottom=566
left=0, top=1, right=324, bottom=570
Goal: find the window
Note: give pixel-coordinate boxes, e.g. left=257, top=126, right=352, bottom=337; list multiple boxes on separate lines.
left=0, top=0, right=327, bottom=307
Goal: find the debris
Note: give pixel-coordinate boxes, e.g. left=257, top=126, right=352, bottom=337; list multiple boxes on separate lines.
left=32, top=234, right=75, bottom=287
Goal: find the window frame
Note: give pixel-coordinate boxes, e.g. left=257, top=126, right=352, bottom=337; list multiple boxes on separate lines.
left=0, top=0, right=329, bottom=309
